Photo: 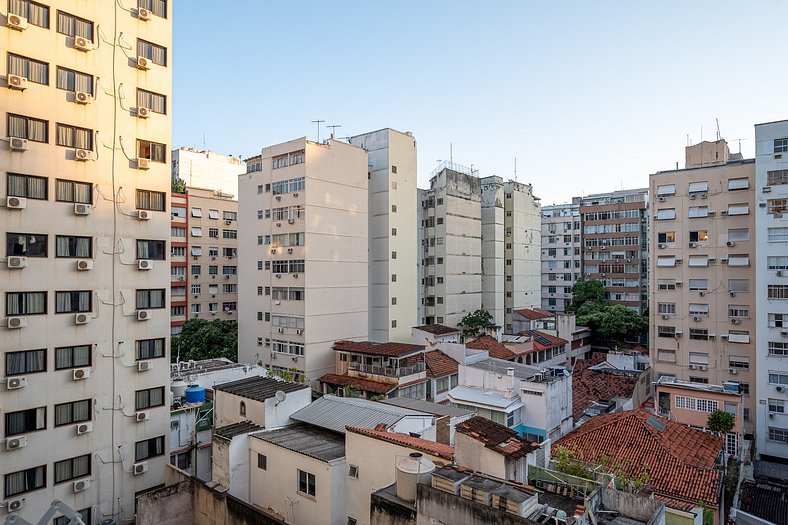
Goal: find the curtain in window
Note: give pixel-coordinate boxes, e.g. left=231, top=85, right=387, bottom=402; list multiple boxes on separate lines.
left=149, top=291, right=164, bottom=308
left=136, top=290, right=149, bottom=309
left=151, top=143, right=166, bottom=163
left=27, top=176, right=47, bottom=199
left=27, top=60, right=47, bottom=84
left=7, top=115, right=26, bottom=139
left=28, top=2, right=48, bottom=27
left=27, top=118, right=46, bottom=142
left=6, top=352, right=42, bottom=375
left=73, top=400, right=89, bottom=422
left=55, top=460, right=72, bottom=483
left=7, top=174, right=27, bottom=197
left=136, top=190, right=150, bottom=210
left=149, top=192, right=164, bottom=211
left=5, top=466, right=44, bottom=497
left=7, top=292, right=45, bottom=315
left=138, top=90, right=166, bottom=113
left=74, top=128, right=91, bottom=149
left=139, top=0, right=167, bottom=17
left=57, top=68, right=74, bottom=91
left=55, top=348, right=73, bottom=369
left=56, top=292, right=72, bottom=313
left=56, top=12, right=90, bottom=39
left=74, top=18, right=92, bottom=40
left=57, top=125, right=73, bottom=147
left=55, top=404, right=71, bottom=426
left=8, top=54, right=25, bottom=77
left=136, top=240, right=150, bottom=259
left=73, top=346, right=90, bottom=367
left=75, top=73, right=92, bottom=94
left=57, top=180, right=74, bottom=202
left=74, top=182, right=92, bottom=204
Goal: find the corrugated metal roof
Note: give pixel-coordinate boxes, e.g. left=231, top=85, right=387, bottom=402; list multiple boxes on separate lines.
left=290, top=394, right=431, bottom=434
left=214, top=420, right=263, bottom=439
left=213, top=376, right=308, bottom=402
left=252, top=424, right=345, bottom=462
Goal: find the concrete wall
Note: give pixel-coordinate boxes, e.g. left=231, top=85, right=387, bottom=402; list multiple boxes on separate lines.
left=172, top=148, right=245, bottom=197
left=415, top=483, right=531, bottom=525
left=215, top=389, right=266, bottom=427
left=481, top=176, right=506, bottom=327
left=453, top=431, right=506, bottom=479
left=541, top=203, right=581, bottom=313
left=370, top=490, right=416, bottom=525
left=212, top=436, right=231, bottom=490
left=504, top=180, right=542, bottom=330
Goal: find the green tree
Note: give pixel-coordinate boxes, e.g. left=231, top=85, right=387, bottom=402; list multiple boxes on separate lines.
left=171, top=177, right=186, bottom=194
left=458, top=308, right=496, bottom=337
left=707, top=410, right=735, bottom=435
left=598, top=305, right=649, bottom=342
left=566, top=278, right=607, bottom=313
left=172, top=319, right=237, bottom=362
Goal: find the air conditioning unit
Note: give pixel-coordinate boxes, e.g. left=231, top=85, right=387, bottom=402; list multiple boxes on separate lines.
left=137, top=360, right=152, bottom=372
left=133, top=462, right=148, bottom=475
left=6, top=498, right=25, bottom=512
left=7, top=74, right=28, bottom=90
left=75, top=149, right=93, bottom=161
left=658, top=243, right=666, bottom=249
left=689, top=364, right=697, bottom=370
left=698, top=365, right=707, bottom=371
left=73, top=479, right=90, bottom=493
left=137, top=107, right=150, bottom=118
left=707, top=210, right=716, bottom=216
left=778, top=270, right=785, bottom=277
left=769, top=412, right=775, bottom=419
left=700, top=192, right=707, bottom=199
left=275, top=195, right=282, bottom=201
left=74, top=91, right=93, bottom=104
left=675, top=258, right=683, bottom=263
left=658, top=197, right=665, bottom=202
left=729, top=368, right=738, bottom=375
left=675, top=281, right=683, bottom=287
left=270, top=249, right=276, bottom=255
left=699, top=291, right=705, bottom=297
left=224, top=275, right=230, bottom=279
left=288, top=218, right=295, bottom=224
left=731, top=318, right=740, bottom=324
left=287, top=248, right=293, bottom=254
left=136, top=56, right=150, bottom=70
left=763, top=186, right=772, bottom=193
left=7, top=13, right=28, bottom=30
left=6, top=196, right=26, bottom=209
left=7, top=256, right=27, bottom=269
left=720, top=258, right=729, bottom=264
left=275, top=273, right=281, bottom=279
left=76, top=259, right=93, bottom=271
left=6, top=436, right=27, bottom=451
left=689, top=242, right=698, bottom=248
left=138, top=260, right=153, bottom=270
left=7, top=377, right=27, bottom=390
left=293, top=193, right=299, bottom=197
left=7, top=317, right=26, bottom=329
left=296, top=329, right=303, bottom=335
left=137, top=310, right=151, bottom=321
left=136, top=210, right=151, bottom=220
left=137, top=7, right=151, bottom=20
left=9, top=137, right=28, bottom=151
left=759, top=202, right=768, bottom=208
left=137, top=158, right=150, bottom=170
left=721, top=334, right=729, bottom=340
left=76, top=422, right=93, bottom=435
left=729, top=291, right=736, bottom=297
left=73, top=36, right=93, bottom=51
left=692, top=316, right=701, bottom=322
left=73, top=368, right=90, bottom=380
left=600, top=246, right=606, bottom=250
left=781, top=329, right=788, bottom=337
left=777, top=386, right=785, bottom=393
left=225, top=219, right=232, bottom=225
left=720, top=210, right=728, bottom=216
left=277, top=327, right=284, bottom=333
left=675, top=331, right=683, bottom=338
left=75, top=313, right=90, bottom=325
left=135, top=411, right=150, bottom=422
left=690, top=193, right=697, bottom=200
left=726, top=241, right=736, bottom=247
left=661, top=314, right=669, bottom=320
left=69, top=204, right=92, bottom=218
left=708, top=257, right=716, bottom=263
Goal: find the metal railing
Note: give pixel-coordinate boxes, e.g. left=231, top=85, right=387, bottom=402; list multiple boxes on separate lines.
left=348, top=361, right=425, bottom=377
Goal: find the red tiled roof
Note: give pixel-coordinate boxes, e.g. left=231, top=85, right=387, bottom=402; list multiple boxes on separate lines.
left=466, top=335, right=516, bottom=360
left=520, top=330, right=567, bottom=351
left=423, top=350, right=458, bottom=378
left=346, top=426, right=455, bottom=460
left=554, top=409, right=722, bottom=507
left=318, top=373, right=396, bottom=395
left=456, top=416, right=540, bottom=460
left=414, top=324, right=461, bottom=336
left=333, top=340, right=425, bottom=357
left=513, top=308, right=554, bottom=320
left=571, top=354, right=639, bottom=420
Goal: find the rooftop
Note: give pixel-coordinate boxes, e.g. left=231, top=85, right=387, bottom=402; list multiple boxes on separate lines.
left=214, top=420, right=263, bottom=439
left=318, top=373, right=396, bottom=395
left=171, top=358, right=251, bottom=378
left=346, top=426, right=454, bottom=460
left=654, top=376, right=742, bottom=396
left=213, top=376, right=308, bottom=402
left=572, top=355, right=639, bottom=420
left=379, top=397, right=474, bottom=418
left=251, top=424, right=345, bottom=462
left=466, top=357, right=566, bottom=382
left=513, top=308, right=555, bottom=321
left=423, top=350, right=459, bottom=378
left=555, top=409, right=722, bottom=508
left=290, top=394, right=431, bottom=434
left=466, top=335, right=518, bottom=360
left=456, top=416, right=540, bottom=459
left=519, top=330, right=567, bottom=350
left=333, top=340, right=425, bottom=357
left=413, top=324, right=461, bottom=336
left=446, top=385, right=523, bottom=410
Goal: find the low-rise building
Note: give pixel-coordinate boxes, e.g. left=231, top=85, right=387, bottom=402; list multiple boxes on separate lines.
left=422, top=350, right=460, bottom=403
left=379, top=397, right=474, bottom=445
left=213, top=376, right=311, bottom=428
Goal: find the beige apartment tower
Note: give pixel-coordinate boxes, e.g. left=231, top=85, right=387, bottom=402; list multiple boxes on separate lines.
left=2, top=2, right=172, bottom=523
left=540, top=201, right=582, bottom=312
left=650, top=142, right=756, bottom=432
left=238, top=138, right=369, bottom=382
left=348, top=128, right=418, bottom=342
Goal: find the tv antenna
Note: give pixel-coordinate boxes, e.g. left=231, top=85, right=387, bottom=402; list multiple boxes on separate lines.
left=514, top=156, right=517, bottom=182
left=729, top=138, right=748, bottom=154
left=327, top=124, right=341, bottom=139
left=716, top=118, right=721, bottom=141
left=312, top=119, right=325, bottom=143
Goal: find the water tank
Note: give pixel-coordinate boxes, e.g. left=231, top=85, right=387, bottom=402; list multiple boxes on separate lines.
left=184, top=385, right=206, bottom=404
left=171, top=379, right=188, bottom=398
left=395, top=452, right=435, bottom=503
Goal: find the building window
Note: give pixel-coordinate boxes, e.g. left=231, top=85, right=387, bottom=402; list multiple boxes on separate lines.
left=56, top=66, right=92, bottom=94
left=56, top=10, right=93, bottom=40
left=4, top=465, right=46, bottom=498
left=136, top=240, right=166, bottom=260
left=8, top=53, right=48, bottom=85
left=297, top=469, right=316, bottom=497
left=135, top=387, right=165, bottom=410
left=728, top=178, right=749, bottom=190
left=137, top=39, right=167, bottom=66
left=137, top=88, right=166, bottom=113
left=239, top=401, right=246, bottom=416
left=727, top=203, right=749, bottom=216
left=54, top=399, right=91, bottom=426
left=222, top=230, right=237, bottom=239
left=775, top=138, right=788, bottom=153
left=5, top=349, right=46, bottom=376
left=656, top=184, right=676, bottom=196
left=391, top=320, right=397, bottom=328
left=55, top=236, right=91, bottom=258
left=768, top=285, right=788, bottom=300
left=135, top=436, right=165, bottom=461
left=137, top=139, right=166, bottom=163
left=768, top=372, right=788, bottom=386
left=136, top=189, right=166, bottom=211
left=55, top=291, right=91, bottom=313
left=56, top=179, right=92, bottom=204
left=657, top=349, right=676, bottom=363
left=7, top=113, right=48, bottom=143
left=6, top=173, right=47, bottom=200
left=55, top=345, right=91, bottom=369
left=768, top=427, right=788, bottom=443
left=8, top=0, right=49, bottom=27
left=348, top=465, right=359, bottom=479
left=138, top=0, right=167, bottom=17
left=6, top=291, right=46, bottom=315
left=5, top=407, right=46, bottom=436
left=136, top=338, right=165, bottom=360
left=257, top=454, right=267, bottom=470
left=688, top=206, right=708, bottom=218
left=136, top=289, right=166, bottom=309
left=54, top=509, right=90, bottom=525
left=6, top=233, right=47, bottom=257
left=767, top=169, right=788, bottom=186
left=689, top=230, right=708, bottom=242
left=768, top=227, right=788, bottom=242
left=657, top=326, right=675, bottom=338
left=655, top=209, right=676, bottom=220
left=55, top=123, right=93, bottom=150
left=209, top=228, right=219, bottom=238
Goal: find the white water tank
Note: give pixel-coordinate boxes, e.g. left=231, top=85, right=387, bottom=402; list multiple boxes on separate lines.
left=171, top=379, right=188, bottom=398
left=395, top=452, right=435, bottom=503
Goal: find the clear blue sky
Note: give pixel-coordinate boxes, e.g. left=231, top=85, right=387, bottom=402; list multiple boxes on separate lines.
left=173, top=1, right=787, bottom=204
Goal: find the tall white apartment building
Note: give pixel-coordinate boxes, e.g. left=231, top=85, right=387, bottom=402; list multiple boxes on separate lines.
left=238, top=138, right=368, bottom=382
left=418, top=163, right=482, bottom=328
left=754, top=120, right=788, bottom=460
left=540, top=201, right=581, bottom=313
left=480, top=176, right=542, bottom=331
left=348, top=129, right=418, bottom=342
left=172, top=147, right=245, bottom=197
left=2, top=2, right=172, bottom=523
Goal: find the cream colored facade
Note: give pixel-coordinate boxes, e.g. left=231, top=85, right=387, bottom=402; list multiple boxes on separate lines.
left=237, top=138, right=368, bottom=382
left=1, top=2, right=172, bottom=522
left=649, top=146, right=756, bottom=431
left=348, top=129, right=418, bottom=342
left=172, top=147, right=244, bottom=197
left=540, top=202, right=581, bottom=313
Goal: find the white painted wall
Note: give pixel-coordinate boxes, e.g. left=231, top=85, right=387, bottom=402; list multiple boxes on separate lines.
left=172, top=148, right=244, bottom=197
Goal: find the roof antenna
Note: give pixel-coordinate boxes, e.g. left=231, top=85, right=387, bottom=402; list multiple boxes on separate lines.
left=716, top=118, right=721, bottom=141
left=327, top=124, right=341, bottom=140
left=514, top=156, right=517, bottom=182
left=450, top=142, right=453, bottom=163
left=312, top=119, right=325, bottom=143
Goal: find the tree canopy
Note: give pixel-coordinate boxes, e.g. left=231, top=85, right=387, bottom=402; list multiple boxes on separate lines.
left=171, top=177, right=186, bottom=194
left=566, top=278, right=607, bottom=313
left=568, top=279, right=647, bottom=342
left=707, top=410, right=735, bottom=435
left=458, top=308, right=495, bottom=336
left=172, top=318, right=238, bottom=362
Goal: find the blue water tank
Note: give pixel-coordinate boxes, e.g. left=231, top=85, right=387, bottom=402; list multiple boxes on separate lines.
left=184, top=385, right=206, bottom=404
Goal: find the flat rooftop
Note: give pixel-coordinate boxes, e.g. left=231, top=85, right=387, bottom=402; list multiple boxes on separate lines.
left=379, top=397, right=473, bottom=418
left=251, top=424, right=345, bottom=462
left=467, top=357, right=567, bottom=382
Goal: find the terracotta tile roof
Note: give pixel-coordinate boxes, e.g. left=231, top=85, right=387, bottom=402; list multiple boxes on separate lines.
left=414, top=324, right=461, bottom=336
left=423, top=350, right=458, bottom=378
left=333, top=340, right=425, bottom=357
left=571, top=355, right=639, bottom=420
left=455, top=416, right=540, bottom=460
left=466, top=335, right=516, bottom=360
left=554, top=409, right=722, bottom=507
left=318, top=373, right=396, bottom=395
left=520, top=330, right=567, bottom=351
left=346, top=426, right=455, bottom=460
left=513, top=308, right=554, bottom=320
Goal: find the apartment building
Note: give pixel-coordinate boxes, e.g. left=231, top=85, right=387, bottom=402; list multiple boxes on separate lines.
left=418, top=163, right=482, bottom=327
left=580, top=188, right=649, bottom=314
left=172, top=147, right=245, bottom=197
left=754, top=120, right=788, bottom=460
left=540, top=201, right=581, bottom=312
left=237, top=138, right=368, bottom=382
left=348, top=129, right=418, bottom=342
left=169, top=187, right=238, bottom=334
left=2, top=2, right=171, bottom=523
left=480, top=177, right=541, bottom=332
left=649, top=141, right=756, bottom=434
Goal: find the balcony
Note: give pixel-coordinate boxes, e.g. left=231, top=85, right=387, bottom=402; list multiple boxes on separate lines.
left=348, top=361, right=425, bottom=378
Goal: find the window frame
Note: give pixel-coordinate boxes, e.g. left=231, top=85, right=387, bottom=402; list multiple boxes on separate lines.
left=54, top=345, right=92, bottom=370
left=5, top=349, right=46, bottom=376
left=7, top=113, right=48, bottom=143
left=4, top=465, right=46, bottom=498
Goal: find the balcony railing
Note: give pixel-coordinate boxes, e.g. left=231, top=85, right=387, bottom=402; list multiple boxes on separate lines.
left=348, top=361, right=425, bottom=378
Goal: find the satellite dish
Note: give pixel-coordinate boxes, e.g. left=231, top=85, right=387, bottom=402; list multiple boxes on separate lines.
left=274, top=390, right=287, bottom=405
